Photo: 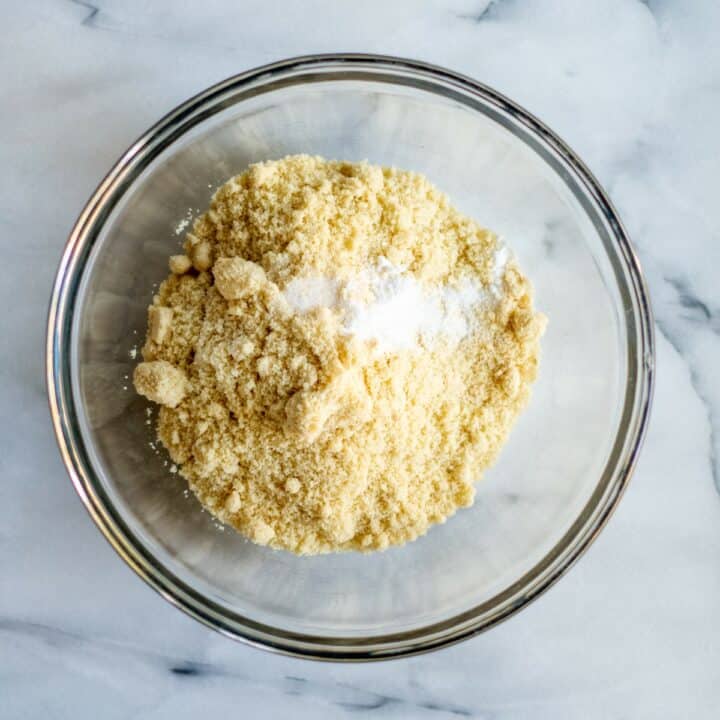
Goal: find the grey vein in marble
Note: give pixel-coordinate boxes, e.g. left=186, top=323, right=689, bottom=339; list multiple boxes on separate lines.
left=456, top=0, right=501, bottom=24
left=69, top=0, right=99, bottom=27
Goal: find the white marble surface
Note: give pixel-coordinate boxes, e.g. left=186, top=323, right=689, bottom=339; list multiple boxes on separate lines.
left=3, top=0, right=720, bottom=717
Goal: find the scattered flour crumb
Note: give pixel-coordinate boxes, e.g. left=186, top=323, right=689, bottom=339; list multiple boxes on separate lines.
left=173, top=208, right=194, bottom=236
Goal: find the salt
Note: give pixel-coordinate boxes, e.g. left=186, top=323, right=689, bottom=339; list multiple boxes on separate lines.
left=284, top=276, right=338, bottom=312
left=283, top=251, right=509, bottom=354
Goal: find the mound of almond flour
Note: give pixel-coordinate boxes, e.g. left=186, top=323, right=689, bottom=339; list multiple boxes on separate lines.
left=133, top=155, right=545, bottom=554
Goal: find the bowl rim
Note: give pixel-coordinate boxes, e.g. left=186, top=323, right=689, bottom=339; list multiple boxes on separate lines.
left=46, top=53, right=655, bottom=661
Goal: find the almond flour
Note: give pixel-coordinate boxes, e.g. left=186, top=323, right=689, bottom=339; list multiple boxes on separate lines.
left=133, top=155, right=545, bottom=554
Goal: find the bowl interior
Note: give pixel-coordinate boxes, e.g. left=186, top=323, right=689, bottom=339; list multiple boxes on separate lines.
left=69, top=67, right=633, bottom=644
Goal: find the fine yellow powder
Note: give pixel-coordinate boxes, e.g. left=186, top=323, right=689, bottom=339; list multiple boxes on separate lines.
left=133, top=155, right=545, bottom=554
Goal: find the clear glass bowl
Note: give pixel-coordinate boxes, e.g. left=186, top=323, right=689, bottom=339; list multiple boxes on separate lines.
left=47, top=55, right=654, bottom=660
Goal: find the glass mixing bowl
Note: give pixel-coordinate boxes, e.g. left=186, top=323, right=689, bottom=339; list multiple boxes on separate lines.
left=47, top=55, right=654, bottom=660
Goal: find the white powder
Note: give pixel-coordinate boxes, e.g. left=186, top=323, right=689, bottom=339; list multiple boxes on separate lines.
left=341, top=260, right=481, bottom=349
left=284, top=276, right=338, bottom=312
left=491, top=243, right=512, bottom=297
left=283, top=251, right=510, bottom=353
left=173, top=208, right=194, bottom=236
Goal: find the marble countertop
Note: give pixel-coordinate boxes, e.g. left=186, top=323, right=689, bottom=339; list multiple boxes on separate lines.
left=4, top=1, right=720, bottom=717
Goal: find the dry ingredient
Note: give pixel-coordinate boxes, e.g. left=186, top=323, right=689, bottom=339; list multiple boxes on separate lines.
left=133, top=155, right=545, bottom=554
